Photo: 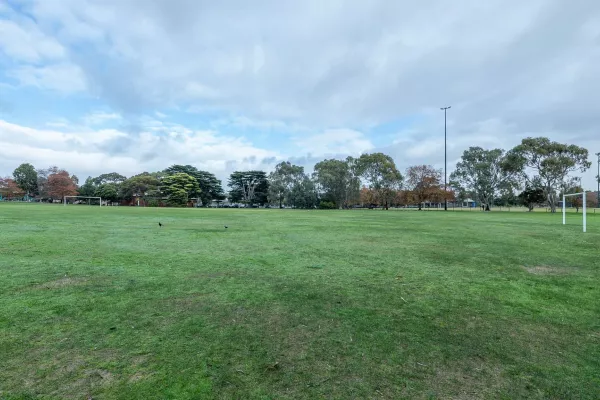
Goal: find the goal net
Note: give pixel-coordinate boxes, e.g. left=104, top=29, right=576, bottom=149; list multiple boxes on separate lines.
left=562, top=191, right=586, bottom=232
left=64, top=196, right=102, bottom=206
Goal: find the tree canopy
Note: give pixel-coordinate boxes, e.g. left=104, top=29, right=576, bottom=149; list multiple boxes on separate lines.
left=46, top=170, right=78, bottom=200
left=267, top=162, right=306, bottom=208
left=450, top=147, right=515, bottom=211
left=78, top=177, right=97, bottom=197
left=518, top=184, right=546, bottom=212
left=92, top=172, right=127, bottom=186
left=95, top=183, right=119, bottom=202
left=405, top=165, right=442, bottom=210
left=36, top=166, right=60, bottom=200
left=120, top=173, right=160, bottom=201
left=228, top=171, right=269, bottom=205
left=4, top=136, right=594, bottom=211
left=313, top=157, right=360, bottom=209
left=162, top=173, right=200, bottom=206
left=0, top=177, right=25, bottom=199
left=504, top=137, right=591, bottom=212
left=356, top=153, right=403, bottom=210
left=164, top=165, right=225, bottom=206
left=12, top=163, right=38, bottom=197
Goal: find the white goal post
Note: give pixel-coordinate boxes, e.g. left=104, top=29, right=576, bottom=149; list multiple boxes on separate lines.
left=64, top=196, right=102, bottom=206
left=562, top=191, right=586, bottom=233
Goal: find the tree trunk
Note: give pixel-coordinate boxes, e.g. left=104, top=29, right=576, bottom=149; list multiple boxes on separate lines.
left=547, top=190, right=557, bottom=213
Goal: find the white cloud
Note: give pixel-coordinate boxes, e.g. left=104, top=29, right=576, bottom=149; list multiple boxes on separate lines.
left=0, top=119, right=280, bottom=181
left=2, top=0, right=593, bottom=134
left=82, top=111, right=121, bottom=126
left=0, top=19, right=65, bottom=62
left=294, top=129, right=374, bottom=156
left=8, top=64, right=87, bottom=93
left=45, top=118, right=71, bottom=128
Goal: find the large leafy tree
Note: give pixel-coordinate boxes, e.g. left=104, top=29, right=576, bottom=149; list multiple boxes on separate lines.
left=0, top=177, right=25, bottom=199
left=78, top=177, right=97, bottom=197
left=313, top=157, right=360, bottom=209
left=36, top=166, right=60, bottom=200
left=356, top=153, right=403, bottom=210
left=518, top=182, right=546, bottom=212
left=267, top=162, right=305, bottom=208
left=360, top=187, right=379, bottom=207
left=80, top=172, right=127, bottom=202
left=405, top=165, right=442, bottom=210
left=95, top=183, right=119, bottom=203
left=120, top=173, right=160, bottom=202
left=450, top=147, right=515, bottom=211
left=164, top=165, right=224, bottom=206
left=47, top=170, right=78, bottom=201
left=504, top=137, right=591, bottom=213
left=92, top=172, right=127, bottom=186
left=288, top=176, right=319, bottom=209
left=162, top=172, right=200, bottom=206
left=12, top=163, right=38, bottom=198
left=228, top=171, right=269, bottom=205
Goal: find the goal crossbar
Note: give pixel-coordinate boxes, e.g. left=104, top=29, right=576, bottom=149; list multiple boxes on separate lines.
left=562, top=191, right=586, bottom=232
left=64, top=196, right=102, bottom=206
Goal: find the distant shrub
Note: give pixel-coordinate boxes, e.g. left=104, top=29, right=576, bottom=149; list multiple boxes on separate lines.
left=319, top=201, right=336, bottom=209
left=147, top=199, right=159, bottom=207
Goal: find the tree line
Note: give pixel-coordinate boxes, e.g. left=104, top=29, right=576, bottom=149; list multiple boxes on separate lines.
left=0, top=137, right=596, bottom=211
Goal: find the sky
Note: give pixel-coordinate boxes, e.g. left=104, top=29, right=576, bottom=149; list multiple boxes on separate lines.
left=1, top=0, right=599, bottom=189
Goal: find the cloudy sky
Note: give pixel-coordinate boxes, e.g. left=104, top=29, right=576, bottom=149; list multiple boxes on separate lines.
left=1, top=0, right=599, bottom=188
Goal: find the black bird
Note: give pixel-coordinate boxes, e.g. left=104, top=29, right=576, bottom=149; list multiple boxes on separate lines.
left=158, top=222, right=162, bottom=227
left=224, top=225, right=228, bottom=229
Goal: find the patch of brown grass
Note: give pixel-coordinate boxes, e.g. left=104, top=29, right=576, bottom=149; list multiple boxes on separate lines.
left=523, top=265, right=571, bottom=275
left=33, top=276, right=90, bottom=289
left=427, top=360, right=506, bottom=400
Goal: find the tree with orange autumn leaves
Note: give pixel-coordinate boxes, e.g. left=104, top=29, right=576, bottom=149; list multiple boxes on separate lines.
left=46, top=170, right=78, bottom=201
left=0, top=177, right=25, bottom=199
left=405, top=165, right=454, bottom=210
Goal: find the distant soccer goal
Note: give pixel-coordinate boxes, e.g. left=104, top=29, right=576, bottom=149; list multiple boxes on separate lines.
left=562, top=191, right=586, bottom=232
left=64, top=196, right=102, bottom=206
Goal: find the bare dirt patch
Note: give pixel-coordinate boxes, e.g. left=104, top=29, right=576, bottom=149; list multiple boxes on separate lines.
left=523, top=265, right=571, bottom=275
left=87, top=369, right=115, bottom=385
left=33, top=276, right=89, bottom=289
left=428, top=360, right=506, bottom=400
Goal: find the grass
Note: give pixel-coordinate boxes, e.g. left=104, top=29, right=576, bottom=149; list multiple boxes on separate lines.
left=0, top=204, right=598, bottom=399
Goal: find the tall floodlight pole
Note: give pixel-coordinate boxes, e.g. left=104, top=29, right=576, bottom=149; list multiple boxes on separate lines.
left=596, top=152, right=600, bottom=207
left=440, top=106, right=451, bottom=211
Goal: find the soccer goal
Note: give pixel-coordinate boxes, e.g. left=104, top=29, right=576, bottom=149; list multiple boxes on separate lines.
left=562, top=191, right=586, bottom=232
left=64, top=196, right=102, bottom=206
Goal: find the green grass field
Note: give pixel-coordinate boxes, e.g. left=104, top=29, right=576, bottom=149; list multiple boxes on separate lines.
left=1, top=204, right=598, bottom=399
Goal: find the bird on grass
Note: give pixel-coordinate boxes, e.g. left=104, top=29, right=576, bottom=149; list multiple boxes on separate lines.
left=158, top=222, right=162, bottom=227
left=224, top=225, right=228, bottom=229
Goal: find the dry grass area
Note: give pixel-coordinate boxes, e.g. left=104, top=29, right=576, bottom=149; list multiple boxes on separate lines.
left=522, top=265, right=573, bottom=275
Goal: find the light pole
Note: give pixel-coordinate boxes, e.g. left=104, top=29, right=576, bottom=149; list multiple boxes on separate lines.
left=440, top=106, right=451, bottom=211
left=596, top=152, right=600, bottom=207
